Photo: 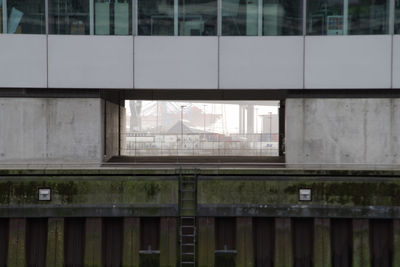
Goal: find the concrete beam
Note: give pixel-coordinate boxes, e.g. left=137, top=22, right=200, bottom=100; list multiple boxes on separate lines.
left=236, top=217, right=254, bottom=267
left=198, top=217, right=215, bottom=267
left=314, top=218, right=331, bottom=267
left=7, top=218, right=26, bottom=267
left=46, top=218, right=64, bottom=267
left=84, top=218, right=102, bottom=267
left=352, top=219, right=371, bottom=267
left=160, top=217, right=177, bottom=267
left=122, top=218, right=140, bottom=267
left=274, top=218, right=293, bottom=267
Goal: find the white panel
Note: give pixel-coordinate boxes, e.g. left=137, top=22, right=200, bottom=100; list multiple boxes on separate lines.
left=0, top=35, right=47, bottom=88
left=48, top=35, right=133, bottom=88
left=219, top=37, right=304, bottom=89
left=393, top=36, right=400, bottom=88
left=134, top=37, right=218, bottom=89
left=305, top=35, right=392, bottom=89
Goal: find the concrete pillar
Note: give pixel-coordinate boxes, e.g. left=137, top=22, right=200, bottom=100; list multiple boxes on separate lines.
left=198, top=217, right=215, bottom=267
left=122, top=218, right=140, bottom=267
left=7, top=218, right=26, bottom=267
left=160, top=217, right=177, bottom=267
left=46, top=218, right=64, bottom=267
left=247, top=105, right=254, bottom=134
left=236, top=217, right=254, bottom=267
left=352, top=219, right=371, bottom=267
left=274, top=218, right=293, bottom=267
left=84, top=218, right=102, bottom=267
left=314, top=218, right=331, bottom=267
left=393, top=220, right=400, bottom=266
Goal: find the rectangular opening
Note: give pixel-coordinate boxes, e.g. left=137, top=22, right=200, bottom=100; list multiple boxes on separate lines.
left=0, top=219, right=8, bottom=267
left=140, top=217, right=160, bottom=267
left=102, top=218, right=123, bottom=267
left=215, top=217, right=236, bottom=267
left=65, top=218, right=85, bottom=267
left=292, top=218, right=313, bottom=267
left=26, top=218, right=48, bottom=267
left=331, top=219, right=352, bottom=267
left=253, top=218, right=274, bottom=267
left=121, top=100, right=281, bottom=162
left=370, top=219, right=393, bottom=267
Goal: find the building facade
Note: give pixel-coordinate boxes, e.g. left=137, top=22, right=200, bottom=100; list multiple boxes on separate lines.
left=1, top=0, right=400, bottom=266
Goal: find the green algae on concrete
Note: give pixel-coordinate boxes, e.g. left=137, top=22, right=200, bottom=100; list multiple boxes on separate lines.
left=236, top=217, right=254, bottom=267
left=84, top=218, right=102, bottom=267
left=352, top=219, right=371, bottom=267
left=198, top=217, right=215, bottom=267
left=274, top=218, right=292, bottom=267
left=122, top=218, right=140, bottom=267
left=313, top=218, right=331, bottom=267
left=46, top=218, right=64, bottom=267
left=160, top=217, right=177, bottom=267
left=7, top=218, right=26, bottom=267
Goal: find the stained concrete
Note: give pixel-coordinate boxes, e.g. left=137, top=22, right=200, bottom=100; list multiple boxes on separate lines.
left=286, top=99, right=400, bottom=166
left=0, top=98, right=103, bottom=163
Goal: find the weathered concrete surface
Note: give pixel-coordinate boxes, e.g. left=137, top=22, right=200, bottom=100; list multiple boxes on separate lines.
left=105, top=100, right=121, bottom=160
left=352, top=219, right=371, bottom=267
left=122, top=218, right=140, bottom=267
left=0, top=98, right=102, bottom=163
left=46, top=218, right=64, bottom=267
left=160, top=217, right=177, bottom=267
left=274, top=218, right=293, bottom=267
left=198, top=217, right=215, bottom=267
left=313, top=218, right=331, bottom=267
left=7, top=218, right=26, bottom=267
left=84, top=218, right=102, bottom=267
left=236, top=217, right=254, bottom=267
left=286, top=99, right=400, bottom=166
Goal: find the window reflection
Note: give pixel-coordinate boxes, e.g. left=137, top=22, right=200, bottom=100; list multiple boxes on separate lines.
left=263, top=0, right=302, bottom=36
left=49, top=0, right=90, bottom=35
left=307, top=0, right=344, bottom=35
left=348, top=0, right=389, bottom=35
left=94, top=0, right=132, bottom=35
left=138, top=0, right=174, bottom=35
left=179, top=0, right=217, bottom=36
left=6, top=0, right=45, bottom=34
left=222, top=0, right=258, bottom=36
left=394, top=0, right=400, bottom=34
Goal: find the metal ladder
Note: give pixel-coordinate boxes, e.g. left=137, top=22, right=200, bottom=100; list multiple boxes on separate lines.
left=179, top=171, right=197, bottom=267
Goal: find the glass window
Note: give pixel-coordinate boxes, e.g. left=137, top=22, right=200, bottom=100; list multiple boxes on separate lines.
left=394, top=0, right=400, bottom=34
left=0, top=1, right=3, bottom=33
left=396, top=0, right=400, bottom=34
left=348, top=0, right=389, bottom=35
left=138, top=0, right=174, bottom=35
left=307, top=0, right=344, bottom=35
left=179, top=0, right=217, bottom=36
left=49, top=0, right=90, bottom=35
left=222, top=0, right=258, bottom=36
left=95, top=0, right=132, bottom=35
left=5, top=0, right=45, bottom=34
left=263, top=0, right=302, bottom=36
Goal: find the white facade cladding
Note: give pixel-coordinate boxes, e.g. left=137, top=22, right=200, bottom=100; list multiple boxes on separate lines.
left=0, top=34, right=399, bottom=89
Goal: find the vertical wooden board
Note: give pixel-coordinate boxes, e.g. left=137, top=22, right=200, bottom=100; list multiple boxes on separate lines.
left=393, top=220, right=400, bottom=267
left=46, top=218, right=64, bottom=267
left=293, top=218, right=313, bottom=267
left=313, top=218, right=331, bottom=267
left=0, top=219, right=9, bottom=267
left=253, top=218, right=274, bottom=267
left=122, top=218, right=140, bottom=267
left=236, top=217, right=253, bottom=267
left=102, top=218, right=123, bottom=267
left=26, top=218, right=48, bottom=267
left=215, top=218, right=236, bottom=267
left=7, top=218, right=26, bottom=267
left=198, top=217, right=215, bottom=267
left=274, top=218, right=292, bottom=267
left=370, top=219, right=393, bottom=267
left=160, top=217, right=177, bottom=267
left=64, top=218, right=85, bottom=267
left=84, top=218, right=102, bottom=267
left=352, top=219, right=371, bottom=267
left=331, top=219, right=352, bottom=267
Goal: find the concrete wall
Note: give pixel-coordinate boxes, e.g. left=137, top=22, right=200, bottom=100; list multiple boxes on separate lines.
left=104, top=100, right=122, bottom=160
left=286, top=98, right=400, bottom=166
left=0, top=35, right=399, bottom=89
left=0, top=98, right=103, bottom=164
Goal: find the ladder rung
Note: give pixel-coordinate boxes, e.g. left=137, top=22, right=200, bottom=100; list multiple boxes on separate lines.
left=181, top=208, right=195, bottom=210
left=181, top=190, right=195, bottom=192
left=181, top=198, right=195, bottom=201
left=182, top=243, right=195, bottom=246
left=182, top=234, right=195, bottom=237
left=181, top=225, right=195, bottom=228
left=181, top=262, right=195, bottom=264
left=182, top=252, right=195, bottom=255
left=181, top=216, right=195, bottom=219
